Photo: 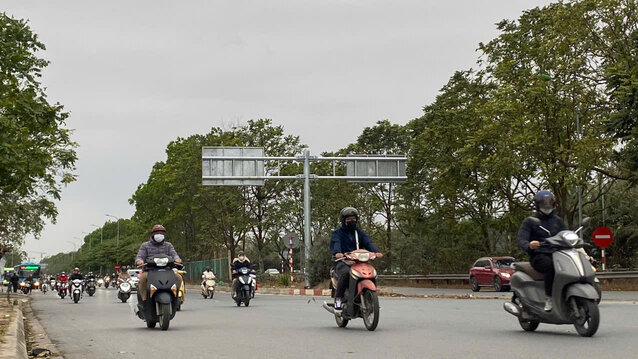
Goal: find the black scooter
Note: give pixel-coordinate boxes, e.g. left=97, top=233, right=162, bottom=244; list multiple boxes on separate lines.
left=503, top=217, right=600, bottom=337
left=136, top=254, right=181, bottom=330
left=233, top=267, right=255, bottom=307
left=85, top=278, right=97, bottom=296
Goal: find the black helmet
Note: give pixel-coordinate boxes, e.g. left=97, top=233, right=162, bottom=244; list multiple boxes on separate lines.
left=533, top=190, right=556, bottom=215
left=205, top=267, right=211, bottom=272
left=238, top=250, right=245, bottom=256
left=340, top=207, right=359, bottom=225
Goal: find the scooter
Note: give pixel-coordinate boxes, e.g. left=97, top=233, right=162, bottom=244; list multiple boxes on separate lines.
left=86, top=278, right=97, bottom=296
left=201, top=278, right=216, bottom=299
left=136, top=255, right=181, bottom=330
left=322, top=249, right=381, bottom=331
left=97, top=278, right=104, bottom=287
left=175, top=269, right=186, bottom=311
left=503, top=217, right=600, bottom=337
left=40, top=280, right=48, bottom=294
left=58, top=282, right=68, bottom=299
left=71, top=279, right=83, bottom=303
left=50, top=279, right=57, bottom=291
left=104, top=276, right=111, bottom=289
left=117, top=279, right=132, bottom=303
left=20, top=281, right=32, bottom=295
left=232, top=267, right=255, bottom=307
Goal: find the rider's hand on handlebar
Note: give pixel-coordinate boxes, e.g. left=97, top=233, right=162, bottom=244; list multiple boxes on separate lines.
left=529, top=241, right=541, bottom=250
left=335, top=253, right=344, bottom=259
left=375, top=253, right=383, bottom=258
left=175, top=258, right=182, bottom=264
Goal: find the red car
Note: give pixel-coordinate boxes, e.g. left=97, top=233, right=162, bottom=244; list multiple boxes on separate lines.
left=469, top=256, right=515, bottom=292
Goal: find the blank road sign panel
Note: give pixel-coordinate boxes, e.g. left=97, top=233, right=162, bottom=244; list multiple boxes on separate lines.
left=346, top=156, right=407, bottom=182
left=202, top=147, right=265, bottom=186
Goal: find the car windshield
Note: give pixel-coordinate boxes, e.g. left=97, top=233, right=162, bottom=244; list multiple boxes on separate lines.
left=127, top=270, right=139, bottom=277
left=493, top=259, right=514, bottom=268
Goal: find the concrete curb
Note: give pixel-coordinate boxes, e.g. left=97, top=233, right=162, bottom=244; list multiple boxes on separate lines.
left=0, top=300, right=27, bottom=359
left=185, top=284, right=332, bottom=297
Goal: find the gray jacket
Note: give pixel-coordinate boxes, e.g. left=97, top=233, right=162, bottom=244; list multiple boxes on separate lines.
left=135, top=239, right=181, bottom=263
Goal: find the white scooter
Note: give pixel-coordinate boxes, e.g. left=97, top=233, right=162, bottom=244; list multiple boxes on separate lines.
left=71, top=279, right=83, bottom=303
left=201, top=278, right=216, bottom=299
left=118, top=279, right=132, bottom=303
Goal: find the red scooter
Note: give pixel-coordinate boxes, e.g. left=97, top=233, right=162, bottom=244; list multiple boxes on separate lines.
left=323, top=249, right=381, bottom=331
left=58, top=281, right=68, bottom=299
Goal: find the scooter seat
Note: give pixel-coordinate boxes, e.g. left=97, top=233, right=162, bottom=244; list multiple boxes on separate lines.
left=513, top=262, right=545, bottom=281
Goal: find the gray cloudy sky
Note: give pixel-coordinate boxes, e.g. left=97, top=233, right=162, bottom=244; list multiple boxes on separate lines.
left=3, top=0, right=552, bottom=262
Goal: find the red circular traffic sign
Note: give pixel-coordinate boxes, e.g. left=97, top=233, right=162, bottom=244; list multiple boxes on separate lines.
left=592, top=227, right=613, bottom=249
left=114, top=264, right=121, bottom=271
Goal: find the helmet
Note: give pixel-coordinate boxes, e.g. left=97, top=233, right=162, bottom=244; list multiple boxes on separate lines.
left=205, top=267, right=211, bottom=272
left=151, top=224, right=166, bottom=234
left=340, top=207, right=359, bottom=224
left=61, top=272, right=66, bottom=275
left=533, top=190, right=556, bottom=215
left=238, top=250, right=245, bottom=257
left=73, top=267, right=79, bottom=271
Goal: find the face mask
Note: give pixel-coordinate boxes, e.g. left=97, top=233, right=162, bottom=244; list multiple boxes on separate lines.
left=346, top=221, right=357, bottom=231
left=238, top=256, right=245, bottom=261
left=153, top=234, right=165, bottom=243
left=540, top=208, right=553, bottom=215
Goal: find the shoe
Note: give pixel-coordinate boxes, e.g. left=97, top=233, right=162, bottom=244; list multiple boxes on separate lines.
left=544, top=297, right=553, bottom=312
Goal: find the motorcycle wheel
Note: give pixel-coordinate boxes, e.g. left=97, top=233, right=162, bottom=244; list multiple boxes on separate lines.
left=362, top=290, right=380, bottom=331
left=512, top=295, right=539, bottom=332
left=335, top=312, right=349, bottom=328
left=573, top=298, right=600, bottom=337
left=121, top=296, right=128, bottom=303
left=470, top=276, right=480, bottom=292
left=202, top=293, right=207, bottom=299
left=493, top=276, right=503, bottom=292
left=243, top=290, right=251, bottom=307
left=209, top=289, right=214, bottom=299
left=159, top=303, right=171, bottom=331
left=73, top=293, right=79, bottom=303
left=146, top=320, right=157, bottom=329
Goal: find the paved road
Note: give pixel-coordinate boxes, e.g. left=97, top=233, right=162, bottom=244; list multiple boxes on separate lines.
left=30, top=287, right=638, bottom=359
left=385, top=286, right=638, bottom=301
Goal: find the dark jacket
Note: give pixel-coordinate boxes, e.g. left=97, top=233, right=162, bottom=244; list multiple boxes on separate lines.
left=135, top=238, right=180, bottom=263
left=232, top=258, right=251, bottom=271
left=517, top=213, right=567, bottom=256
left=70, top=273, right=84, bottom=281
left=330, top=226, right=378, bottom=256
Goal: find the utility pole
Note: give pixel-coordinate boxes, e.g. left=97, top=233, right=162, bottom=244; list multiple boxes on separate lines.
left=106, top=214, right=120, bottom=265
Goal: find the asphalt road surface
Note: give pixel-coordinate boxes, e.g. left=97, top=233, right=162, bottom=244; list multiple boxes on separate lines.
left=30, top=287, right=638, bottom=359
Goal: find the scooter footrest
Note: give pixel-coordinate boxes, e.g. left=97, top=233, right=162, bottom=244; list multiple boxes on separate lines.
left=326, top=302, right=335, bottom=307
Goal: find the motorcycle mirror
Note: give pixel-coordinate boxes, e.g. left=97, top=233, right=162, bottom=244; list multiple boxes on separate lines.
left=581, top=217, right=591, bottom=226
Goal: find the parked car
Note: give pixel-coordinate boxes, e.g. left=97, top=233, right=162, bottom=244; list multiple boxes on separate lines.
left=264, top=268, right=280, bottom=276
left=469, top=256, right=515, bottom=292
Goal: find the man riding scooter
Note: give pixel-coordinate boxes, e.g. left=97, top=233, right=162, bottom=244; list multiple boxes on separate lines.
left=517, top=190, right=567, bottom=311
left=231, top=251, right=252, bottom=298
left=135, top=225, right=183, bottom=316
left=330, top=207, right=382, bottom=315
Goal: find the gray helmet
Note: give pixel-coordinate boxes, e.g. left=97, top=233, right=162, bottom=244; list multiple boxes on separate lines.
left=340, top=207, right=359, bottom=225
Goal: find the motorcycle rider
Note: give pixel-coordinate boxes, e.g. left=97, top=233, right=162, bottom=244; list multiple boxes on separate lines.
left=10, top=272, right=19, bottom=293
left=201, top=267, right=216, bottom=288
left=330, top=207, right=382, bottom=314
left=118, top=266, right=131, bottom=282
left=70, top=268, right=84, bottom=292
left=231, top=251, right=251, bottom=298
left=517, top=190, right=567, bottom=312
left=135, top=224, right=183, bottom=312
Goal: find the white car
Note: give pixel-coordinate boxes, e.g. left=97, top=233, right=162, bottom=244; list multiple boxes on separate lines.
left=127, top=269, right=141, bottom=291
left=264, top=268, right=280, bottom=276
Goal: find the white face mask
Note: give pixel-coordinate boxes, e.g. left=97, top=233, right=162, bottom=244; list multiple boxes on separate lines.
left=153, top=234, right=165, bottom=243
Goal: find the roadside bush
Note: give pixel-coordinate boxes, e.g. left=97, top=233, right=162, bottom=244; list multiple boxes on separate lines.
left=276, top=274, right=290, bottom=287
left=307, top=236, right=332, bottom=286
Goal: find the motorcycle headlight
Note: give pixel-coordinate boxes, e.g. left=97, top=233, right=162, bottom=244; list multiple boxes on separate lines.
left=19, top=282, right=25, bottom=286
left=154, top=257, right=169, bottom=267
left=356, top=252, right=370, bottom=262
left=500, top=273, right=511, bottom=278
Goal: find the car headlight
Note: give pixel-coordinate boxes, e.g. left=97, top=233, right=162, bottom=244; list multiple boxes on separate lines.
left=501, top=273, right=511, bottom=278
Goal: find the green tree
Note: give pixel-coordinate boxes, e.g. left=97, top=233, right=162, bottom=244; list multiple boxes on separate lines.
left=0, top=14, right=77, bottom=257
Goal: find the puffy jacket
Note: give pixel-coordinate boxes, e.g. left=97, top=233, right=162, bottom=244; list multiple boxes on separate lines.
left=517, top=213, right=567, bottom=256
left=135, top=238, right=180, bottom=263
left=330, top=226, right=378, bottom=255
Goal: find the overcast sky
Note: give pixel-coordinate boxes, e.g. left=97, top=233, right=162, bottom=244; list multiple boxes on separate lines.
left=3, top=0, right=552, bottom=262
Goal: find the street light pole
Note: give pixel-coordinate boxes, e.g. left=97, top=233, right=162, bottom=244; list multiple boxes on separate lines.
left=106, top=214, right=120, bottom=265
left=92, top=224, right=103, bottom=275
left=67, top=241, right=77, bottom=263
